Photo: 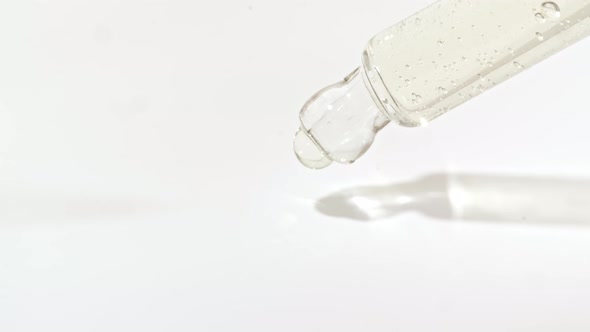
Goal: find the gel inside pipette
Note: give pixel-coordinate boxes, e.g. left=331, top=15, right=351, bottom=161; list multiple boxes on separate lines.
left=295, top=0, right=590, bottom=169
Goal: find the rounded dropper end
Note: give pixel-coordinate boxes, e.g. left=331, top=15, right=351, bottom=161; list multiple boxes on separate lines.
left=293, top=67, right=391, bottom=169
left=293, top=128, right=333, bottom=170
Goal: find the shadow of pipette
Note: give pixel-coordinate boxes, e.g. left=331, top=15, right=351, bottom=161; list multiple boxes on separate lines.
left=316, top=173, right=590, bottom=226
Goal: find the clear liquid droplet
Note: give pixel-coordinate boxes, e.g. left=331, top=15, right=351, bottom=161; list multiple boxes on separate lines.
left=294, top=67, right=389, bottom=169
left=536, top=32, right=545, bottom=41
left=293, top=129, right=332, bottom=169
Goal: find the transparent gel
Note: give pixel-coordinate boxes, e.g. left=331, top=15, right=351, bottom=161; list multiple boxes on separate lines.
left=295, top=0, right=590, bottom=169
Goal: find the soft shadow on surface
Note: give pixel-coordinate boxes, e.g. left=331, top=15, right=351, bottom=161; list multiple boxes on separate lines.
left=0, top=195, right=160, bottom=224
left=316, top=174, right=590, bottom=226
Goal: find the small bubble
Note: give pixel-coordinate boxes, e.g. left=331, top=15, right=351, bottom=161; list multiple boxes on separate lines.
left=535, top=12, right=546, bottom=23
left=438, top=87, right=448, bottom=95
left=457, top=36, right=463, bottom=42
left=536, top=32, right=544, bottom=41
left=411, top=93, right=423, bottom=104
left=437, top=40, right=445, bottom=46
left=513, top=61, right=525, bottom=69
left=541, top=2, right=561, bottom=20
left=406, top=64, right=411, bottom=69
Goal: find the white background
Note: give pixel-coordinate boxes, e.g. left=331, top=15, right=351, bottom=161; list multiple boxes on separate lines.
left=1, top=0, right=590, bottom=331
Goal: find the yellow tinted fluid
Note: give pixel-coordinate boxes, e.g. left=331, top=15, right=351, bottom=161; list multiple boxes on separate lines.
left=295, top=0, right=590, bottom=169
left=365, top=0, right=590, bottom=126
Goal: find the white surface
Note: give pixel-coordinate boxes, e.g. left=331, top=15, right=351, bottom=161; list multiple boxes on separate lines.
left=1, top=0, right=590, bottom=331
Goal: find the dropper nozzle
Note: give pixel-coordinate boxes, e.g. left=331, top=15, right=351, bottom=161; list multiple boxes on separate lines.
left=294, top=67, right=390, bottom=169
